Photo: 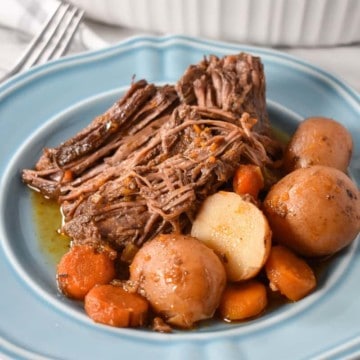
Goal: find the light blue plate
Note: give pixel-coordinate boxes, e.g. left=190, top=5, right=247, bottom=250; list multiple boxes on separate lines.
left=0, top=35, right=359, bottom=360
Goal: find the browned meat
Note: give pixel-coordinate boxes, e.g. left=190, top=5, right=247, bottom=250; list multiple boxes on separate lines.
left=23, top=80, right=179, bottom=199
left=22, top=53, right=281, bottom=252
left=176, top=53, right=269, bottom=133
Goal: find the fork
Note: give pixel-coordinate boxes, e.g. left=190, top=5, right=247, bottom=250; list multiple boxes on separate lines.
left=0, top=1, right=84, bottom=83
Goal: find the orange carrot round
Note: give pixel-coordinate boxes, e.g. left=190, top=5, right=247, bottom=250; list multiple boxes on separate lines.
left=265, top=245, right=316, bottom=301
left=233, top=164, right=264, bottom=198
left=57, top=244, right=116, bottom=300
left=219, top=280, right=268, bottom=321
left=85, top=284, right=149, bottom=327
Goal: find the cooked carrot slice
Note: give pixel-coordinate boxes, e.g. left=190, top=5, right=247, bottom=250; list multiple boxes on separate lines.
left=85, top=284, right=149, bottom=327
left=233, top=164, right=264, bottom=198
left=219, top=280, right=268, bottom=321
left=265, top=245, right=316, bottom=301
left=57, top=244, right=116, bottom=300
left=62, top=170, right=73, bottom=183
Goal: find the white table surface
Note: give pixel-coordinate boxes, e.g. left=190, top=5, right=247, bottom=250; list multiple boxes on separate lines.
left=1, top=19, right=359, bottom=93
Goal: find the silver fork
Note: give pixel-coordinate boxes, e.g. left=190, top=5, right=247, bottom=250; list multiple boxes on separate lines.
left=0, top=1, right=84, bottom=83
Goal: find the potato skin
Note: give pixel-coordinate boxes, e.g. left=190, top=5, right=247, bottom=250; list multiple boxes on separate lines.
left=283, top=117, right=353, bottom=173
left=129, top=234, right=226, bottom=328
left=263, top=166, right=360, bottom=257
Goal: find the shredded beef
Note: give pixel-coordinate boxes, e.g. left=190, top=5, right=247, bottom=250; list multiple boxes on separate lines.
left=22, top=53, right=281, bottom=252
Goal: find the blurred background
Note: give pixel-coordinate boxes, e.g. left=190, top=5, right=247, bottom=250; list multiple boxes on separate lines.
left=0, top=0, right=359, bottom=91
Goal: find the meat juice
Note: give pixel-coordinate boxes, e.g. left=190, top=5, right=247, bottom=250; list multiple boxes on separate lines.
left=31, top=191, right=70, bottom=263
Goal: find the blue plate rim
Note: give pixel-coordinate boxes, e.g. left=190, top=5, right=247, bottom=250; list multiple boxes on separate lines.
left=1, top=34, right=359, bottom=106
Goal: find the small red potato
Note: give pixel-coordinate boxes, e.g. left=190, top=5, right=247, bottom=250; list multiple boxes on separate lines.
left=263, top=166, right=360, bottom=257
left=130, top=234, right=226, bottom=328
left=283, top=117, right=353, bottom=173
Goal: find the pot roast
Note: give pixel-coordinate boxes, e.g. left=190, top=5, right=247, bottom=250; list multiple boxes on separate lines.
left=22, top=53, right=281, bottom=253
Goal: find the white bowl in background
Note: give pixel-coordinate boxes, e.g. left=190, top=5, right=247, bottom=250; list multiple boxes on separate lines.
left=70, top=0, right=360, bottom=46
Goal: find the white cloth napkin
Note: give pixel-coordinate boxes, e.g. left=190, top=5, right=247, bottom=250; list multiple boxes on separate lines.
left=0, top=0, right=109, bottom=51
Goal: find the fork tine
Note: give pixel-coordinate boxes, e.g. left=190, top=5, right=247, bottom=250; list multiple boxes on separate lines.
left=0, top=3, right=62, bottom=81
left=24, top=3, right=72, bottom=69
left=45, top=8, right=85, bottom=63
left=0, top=2, right=84, bottom=83
left=52, top=9, right=85, bottom=59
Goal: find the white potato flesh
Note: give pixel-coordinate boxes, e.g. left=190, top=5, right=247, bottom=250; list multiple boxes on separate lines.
left=191, top=191, right=271, bottom=282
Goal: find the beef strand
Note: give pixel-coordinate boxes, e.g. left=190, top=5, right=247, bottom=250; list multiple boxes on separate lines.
left=176, top=53, right=269, bottom=133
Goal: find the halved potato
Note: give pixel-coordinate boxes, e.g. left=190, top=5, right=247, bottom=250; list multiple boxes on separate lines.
left=191, top=191, right=271, bottom=282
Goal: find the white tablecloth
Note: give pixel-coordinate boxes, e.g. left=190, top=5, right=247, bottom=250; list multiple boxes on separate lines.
left=1, top=18, right=359, bottom=93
